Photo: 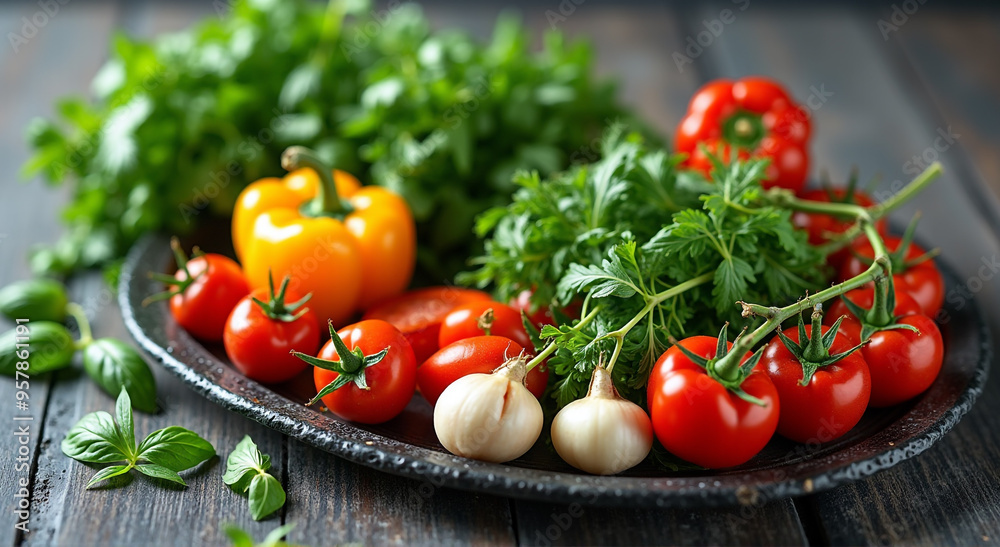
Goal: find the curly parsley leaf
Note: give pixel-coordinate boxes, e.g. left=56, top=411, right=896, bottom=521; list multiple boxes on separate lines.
left=465, top=129, right=826, bottom=407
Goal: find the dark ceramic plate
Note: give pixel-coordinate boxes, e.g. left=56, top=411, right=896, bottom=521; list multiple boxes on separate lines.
left=119, top=233, right=991, bottom=508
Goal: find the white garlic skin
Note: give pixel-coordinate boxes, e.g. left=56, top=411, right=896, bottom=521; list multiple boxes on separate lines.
left=551, top=367, right=653, bottom=475
left=433, top=361, right=543, bottom=463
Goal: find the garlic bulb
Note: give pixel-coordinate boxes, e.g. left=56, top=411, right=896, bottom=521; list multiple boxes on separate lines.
left=551, top=366, right=653, bottom=475
left=433, top=358, right=543, bottom=463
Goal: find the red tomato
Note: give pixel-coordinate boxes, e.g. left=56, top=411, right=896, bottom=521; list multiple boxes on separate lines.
left=675, top=77, right=811, bottom=193
left=792, top=189, right=888, bottom=269
left=839, top=236, right=944, bottom=318
left=438, top=301, right=533, bottom=350
left=508, top=289, right=581, bottom=329
left=758, top=324, right=870, bottom=444
left=162, top=245, right=249, bottom=342
left=417, top=336, right=547, bottom=405
left=647, top=336, right=780, bottom=469
left=312, top=320, right=417, bottom=424
left=223, top=288, right=320, bottom=384
left=833, top=314, right=943, bottom=407
left=363, top=287, right=491, bottom=364
left=825, top=286, right=923, bottom=339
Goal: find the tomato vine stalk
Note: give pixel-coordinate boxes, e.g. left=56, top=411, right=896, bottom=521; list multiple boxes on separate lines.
left=711, top=161, right=942, bottom=383
left=538, top=161, right=942, bottom=391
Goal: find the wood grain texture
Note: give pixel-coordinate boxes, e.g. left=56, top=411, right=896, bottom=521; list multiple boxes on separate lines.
left=893, top=13, right=1000, bottom=229
left=689, top=4, right=1000, bottom=545
left=0, top=2, right=119, bottom=545
left=3, top=1, right=1000, bottom=546
left=283, top=441, right=516, bottom=547
left=513, top=499, right=807, bottom=546
left=13, top=2, right=287, bottom=546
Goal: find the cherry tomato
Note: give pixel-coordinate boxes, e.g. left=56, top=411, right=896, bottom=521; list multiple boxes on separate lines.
left=839, top=235, right=944, bottom=318
left=363, top=287, right=491, bottom=363
left=508, top=289, right=582, bottom=329
left=312, top=320, right=417, bottom=424
left=675, top=77, right=811, bottom=193
left=438, top=301, right=533, bottom=350
left=833, top=314, right=943, bottom=407
left=825, top=286, right=923, bottom=340
left=792, top=189, right=888, bottom=269
left=647, top=336, right=780, bottom=469
left=758, top=324, right=870, bottom=444
left=154, top=240, right=249, bottom=342
left=223, top=287, right=320, bottom=384
left=417, top=336, right=547, bottom=405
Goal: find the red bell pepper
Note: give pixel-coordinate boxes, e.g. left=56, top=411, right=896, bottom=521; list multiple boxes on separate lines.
left=675, top=77, right=811, bottom=193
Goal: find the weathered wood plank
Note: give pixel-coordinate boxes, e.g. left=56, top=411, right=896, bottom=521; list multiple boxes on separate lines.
left=0, top=2, right=119, bottom=546
left=893, top=13, right=1000, bottom=224
left=282, top=441, right=517, bottom=547
left=691, top=5, right=1000, bottom=545
left=25, top=276, right=287, bottom=546
left=18, top=2, right=286, bottom=546
left=513, top=498, right=807, bottom=546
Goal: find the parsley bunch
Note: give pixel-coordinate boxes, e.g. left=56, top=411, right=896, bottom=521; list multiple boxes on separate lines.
left=24, top=0, right=630, bottom=282
left=464, top=130, right=827, bottom=406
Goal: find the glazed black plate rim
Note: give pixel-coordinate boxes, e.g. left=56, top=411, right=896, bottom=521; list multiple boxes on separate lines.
left=119, top=233, right=991, bottom=508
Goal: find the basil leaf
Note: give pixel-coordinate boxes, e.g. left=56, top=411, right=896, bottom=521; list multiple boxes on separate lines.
left=86, top=464, right=132, bottom=489
left=137, top=426, right=215, bottom=472
left=223, top=435, right=268, bottom=492
left=115, top=387, right=135, bottom=454
left=248, top=473, right=285, bottom=521
left=135, top=464, right=186, bottom=486
left=82, top=338, right=158, bottom=413
left=61, top=411, right=129, bottom=464
left=0, top=279, right=68, bottom=322
left=0, top=322, right=75, bottom=376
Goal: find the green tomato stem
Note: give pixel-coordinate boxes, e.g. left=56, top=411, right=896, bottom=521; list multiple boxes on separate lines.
left=713, top=163, right=942, bottom=381
left=712, top=219, right=896, bottom=382
left=66, top=302, right=93, bottom=349
left=811, top=162, right=941, bottom=254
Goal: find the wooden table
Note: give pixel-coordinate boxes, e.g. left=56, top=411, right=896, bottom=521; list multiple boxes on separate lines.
left=3, top=1, right=1000, bottom=545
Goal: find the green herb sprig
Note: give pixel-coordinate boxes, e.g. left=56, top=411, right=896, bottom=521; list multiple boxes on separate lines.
left=464, top=128, right=826, bottom=406
left=24, top=0, right=633, bottom=283
left=223, top=435, right=286, bottom=521
left=61, top=388, right=215, bottom=488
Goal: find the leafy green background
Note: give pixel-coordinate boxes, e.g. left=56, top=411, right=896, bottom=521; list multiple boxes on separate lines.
left=24, top=0, right=632, bottom=283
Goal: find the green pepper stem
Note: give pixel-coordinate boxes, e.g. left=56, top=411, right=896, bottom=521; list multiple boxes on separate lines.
left=66, top=302, right=93, bottom=349
left=281, top=146, right=354, bottom=218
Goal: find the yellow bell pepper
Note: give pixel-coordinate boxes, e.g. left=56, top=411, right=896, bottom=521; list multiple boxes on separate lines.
left=233, top=147, right=415, bottom=326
